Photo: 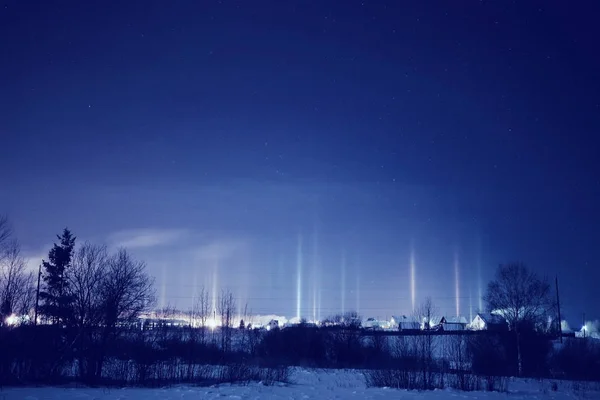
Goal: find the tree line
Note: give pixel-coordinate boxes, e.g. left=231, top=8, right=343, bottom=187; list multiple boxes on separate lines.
left=0, top=217, right=155, bottom=384
left=1, top=215, right=598, bottom=389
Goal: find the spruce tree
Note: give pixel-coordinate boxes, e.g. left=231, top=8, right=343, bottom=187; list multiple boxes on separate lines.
left=39, top=228, right=76, bottom=325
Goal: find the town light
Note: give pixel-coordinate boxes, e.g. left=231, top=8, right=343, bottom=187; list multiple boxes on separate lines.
left=207, top=318, right=217, bottom=330
left=5, top=314, right=18, bottom=326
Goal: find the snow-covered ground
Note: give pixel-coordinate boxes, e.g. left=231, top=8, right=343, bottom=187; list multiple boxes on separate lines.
left=2, top=368, right=598, bottom=399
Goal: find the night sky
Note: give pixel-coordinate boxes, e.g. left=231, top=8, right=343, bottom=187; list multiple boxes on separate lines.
left=1, top=1, right=599, bottom=324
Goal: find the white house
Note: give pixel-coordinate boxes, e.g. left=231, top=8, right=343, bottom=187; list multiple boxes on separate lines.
left=470, top=313, right=507, bottom=331
left=440, top=316, right=469, bottom=331
left=364, top=317, right=391, bottom=330
left=266, top=319, right=280, bottom=331
left=390, top=315, right=421, bottom=331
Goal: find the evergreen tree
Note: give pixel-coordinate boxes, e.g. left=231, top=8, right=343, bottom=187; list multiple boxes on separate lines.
left=39, top=228, right=76, bottom=325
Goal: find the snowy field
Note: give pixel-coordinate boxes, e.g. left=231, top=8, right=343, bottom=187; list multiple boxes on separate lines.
left=2, top=368, right=598, bottom=400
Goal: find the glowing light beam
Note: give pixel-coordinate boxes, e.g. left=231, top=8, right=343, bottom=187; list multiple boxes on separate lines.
left=356, top=259, right=360, bottom=315
left=477, top=234, right=483, bottom=312
left=296, top=233, right=303, bottom=320
left=454, top=250, right=460, bottom=317
left=160, top=265, right=167, bottom=309
left=410, top=243, right=416, bottom=312
left=341, top=249, right=346, bottom=315
left=212, top=258, right=218, bottom=315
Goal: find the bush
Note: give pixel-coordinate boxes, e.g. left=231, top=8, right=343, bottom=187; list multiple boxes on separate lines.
left=553, top=338, right=600, bottom=381
left=364, top=368, right=424, bottom=390
left=482, top=375, right=508, bottom=392
left=3, top=320, right=590, bottom=390
left=215, top=364, right=290, bottom=386
left=469, top=333, right=512, bottom=377
left=0, top=325, right=74, bottom=385
left=257, top=326, right=328, bottom=367
left=259, top=365, right=290, bottom=386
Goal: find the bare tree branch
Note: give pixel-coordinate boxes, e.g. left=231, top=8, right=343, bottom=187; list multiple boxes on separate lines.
left=101, top=248, right=156, bottom=329
left=0, top=215, right=14, bottom=251
left=484, top=262, right=553, bottom=330
left=68, top=242, right=108, bottom=328
left=192, top=286, right=211, bottom=343
left=0, top=239, right=35, bottom=321
left=413, top=297, right=438, bottom=390
left=218, top=289, right=236, bottom=353
left=483, top=262, right=554, bottom=376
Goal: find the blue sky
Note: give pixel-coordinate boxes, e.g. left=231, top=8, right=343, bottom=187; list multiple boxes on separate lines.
left=1, top=1, right=599, bottom=323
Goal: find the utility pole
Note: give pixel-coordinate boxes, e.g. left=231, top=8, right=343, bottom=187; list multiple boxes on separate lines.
left=33, top=264, right=42, bottom=325
left=555, top=275, right=562, bottom=343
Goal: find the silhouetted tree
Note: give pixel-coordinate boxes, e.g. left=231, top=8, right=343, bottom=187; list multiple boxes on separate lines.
left=39, top=228, right=76, bottom=325
left=193, top=286, right=210, bottom=344
left=0, top=215, right=12, bottom=250
left=94, top=248, right=155, bottom=381
left=67, top=242, right=108, bottom=380
left=0, top=239, right=35, bottom=323
left=218, top=289, right=236, bottom=353
left=323, top=311, right=362, bottom=329
left=414, top=297, right=438, bottom=389
left=69, top=243, right=107, bottom=328
left=484, top=262, right=554, bottom=376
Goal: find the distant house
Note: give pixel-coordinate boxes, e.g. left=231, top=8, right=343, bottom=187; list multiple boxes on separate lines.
left=364, top=318, right=391, bottom=330
left=426, top=316, right=444, bottom=330
left=266, top=319, right=279, bottom=331
left=390, top=315, right=421, bottom=331
left=140, top=318, right=189, bottom=329
left=470, top=313, right=508, bottom=331
left=440, top=316, right=468, bottom=331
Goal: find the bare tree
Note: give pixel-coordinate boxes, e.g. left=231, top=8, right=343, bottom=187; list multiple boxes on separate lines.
left=484, top=262, right=553, bottom=375
left=238, top=302, right=249, bottom=348
left=193, top=286, right=211, bottom=344
left=217, top=289, right=236, bottom=353
left=68, top=242, right=108, bottom=328
left=387, top=336, right=420, bottom=389
left=323, top=310, right=362, bottom=329
left=66, top=243, right=109, bottom=380
left=0, top=239, right=35, bottom=323
left=94, top=248, right=155, bottom=380
left=101, top=248, right=155, bottom=327
left=0, top=215, right=13, bottom=249
left=446, top=335, right=476, bottom=390
left=413, top=297, right=439, bottom=389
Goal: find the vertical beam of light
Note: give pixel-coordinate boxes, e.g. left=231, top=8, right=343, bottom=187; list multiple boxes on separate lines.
left=317, top=286, right=322, bottom=322
left=311, top=254, right=317, bottom=323
left=312, top=225, right=318, bottom=322
left=277, top=252, right=284, bottom=297
left=341, top=250, right=346, bottom=316
left=267, top=246, right=273, bottom=311
left=192, top=268, right=198, bottom=305
left=160, top=265, right=166, bottom=309
left=454, top=250, right=460, bottom=317
left=312, top=286, right=317, bottom=321
left=212, top=258, right=219, bottom=314
left=296, top=234, right=303, bottom=320
left=410, top=243, right=416, bottom=312
left=469, top=286, right=473, bottom=323
left=356, top=257, right=360, bottom=315
left=237, top=262, right=247, bottom=320
left=476, top=234, right=483, bottom=312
